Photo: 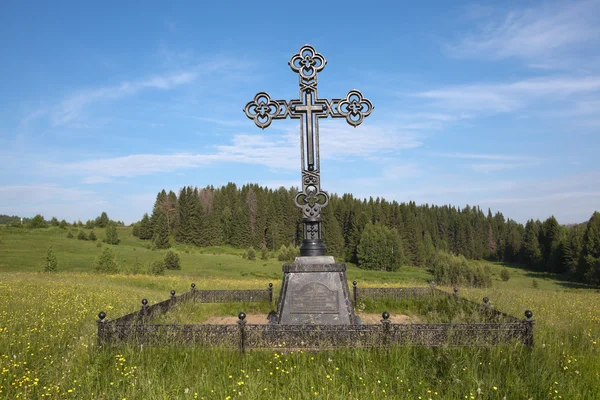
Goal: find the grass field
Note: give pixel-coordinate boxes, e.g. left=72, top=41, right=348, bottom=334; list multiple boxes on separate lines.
left=0, top=226, right=598, bottom=399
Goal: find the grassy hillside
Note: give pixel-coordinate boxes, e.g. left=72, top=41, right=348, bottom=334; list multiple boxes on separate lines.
left=0, top=226, right=598, bottom=398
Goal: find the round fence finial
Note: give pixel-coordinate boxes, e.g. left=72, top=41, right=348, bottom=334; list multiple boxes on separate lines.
left=382, top=311, right=390, bottom=320
left=238, top=312, right=246, bottom=321
left=525, top=310, right=533, bottom=319
left=142, top=298, right=148, bottom=306
left=98, top=311, right=106, bottom=320
left=171, top=290, right=176, bottom=296
left=453, top=287, right=458, bottom=293
left=353, top=281, right=357, bottom=287
left=191, top=283, right=196, bottom=289
left=483, top=297, right=489, bottom=304
left=269, top=282, right=273, bottom=288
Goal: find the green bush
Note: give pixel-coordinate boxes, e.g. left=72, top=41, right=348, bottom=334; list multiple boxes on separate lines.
left=94, top=248, right=119, bottom=274
left=59, top=219, right=68, bottom=229
left=77, top=230, right=88, bottom=240
left=104, top=223, right=120, bottom=245
left=28, top=214, right=47, bottom=229
left=357, top=222, right=404, bottom=271
left=246, top=247, right=256, bottom=261
left=429, top=250, right=492, bottom=288
left=88, top=230, right=97, bottom=241
left=277, top=245, right=299, bottom=262
left=261, top=248, right=269, bottom=260
left=44, top=247, right=58, bottom=272
left=532, top=279, right=539, bottom=289
left=500, top=269, right=510, bottom=281
left=149, top=260, right=165, bottom=275
left=127, top=259, right=145, bottom=275
left=96, top=241, right=102, bottom=248
left=66, top=230, right=74, bottom=239
left=164, top=250, right=181, bottom=270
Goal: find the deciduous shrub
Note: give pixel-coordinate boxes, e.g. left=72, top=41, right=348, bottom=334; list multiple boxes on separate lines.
left=88, top=230, right=97, bottom=241
left=66, top=230, right=74, bottom=239
left=500, top=269, right=510, bottom=281
left=246, top=247, right=256, bottom=261
left=429, top=250, right=492, bottom=288
left=77, top=230, right=88, bottom=240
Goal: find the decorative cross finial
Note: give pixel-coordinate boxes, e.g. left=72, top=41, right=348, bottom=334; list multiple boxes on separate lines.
left=244, top=45, right=374, bottom=256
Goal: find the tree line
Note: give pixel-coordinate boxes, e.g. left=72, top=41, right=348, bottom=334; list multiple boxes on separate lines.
left=134, top=183, right=599, bottom=285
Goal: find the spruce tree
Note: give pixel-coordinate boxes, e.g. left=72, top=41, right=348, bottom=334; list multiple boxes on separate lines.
left=94, top=247, right=119, bottom=273
left=44, top=246, right=58, bottom=272
left=139, top=213, right=152, bottom=240
left=579, top=212, right=600, bottom=285
left=523, top=220, right=542, bottom=269
left=153, top=213, right=171, bottom=249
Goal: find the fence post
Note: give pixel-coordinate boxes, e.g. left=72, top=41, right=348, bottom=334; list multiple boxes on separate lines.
left=352, top=281, right=358, bottom=305
left=524, top=310, right=534, bottom=348
left=238, top=312, right=247, bottom=354
left=268, top=283, right=273, bottom=304
left=97, top=311, right=107, bottom=346
left=381, top=311, right=391, bottom=349
left=453, top=287, right=459, bottom=301
left=170, top=290, right=176, bottom=302
left=191, top=283, right=196, bottom=303
left=139, top=298, right=149, bottom=322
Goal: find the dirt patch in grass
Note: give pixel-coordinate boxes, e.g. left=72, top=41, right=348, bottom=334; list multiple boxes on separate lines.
left=203, top=313, right=420, bottom=325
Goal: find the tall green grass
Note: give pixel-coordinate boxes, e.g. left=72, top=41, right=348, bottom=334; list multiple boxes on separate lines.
left=0, top=227, right=598, bottom=398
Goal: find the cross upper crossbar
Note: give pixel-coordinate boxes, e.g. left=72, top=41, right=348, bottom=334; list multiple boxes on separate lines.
left=244, top=45, right=373, bottom=256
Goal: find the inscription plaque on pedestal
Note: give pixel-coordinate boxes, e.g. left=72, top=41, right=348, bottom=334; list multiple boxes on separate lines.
left=276, top=257, right=356, bottom=325
left=291, top=282, right=339, bottom=314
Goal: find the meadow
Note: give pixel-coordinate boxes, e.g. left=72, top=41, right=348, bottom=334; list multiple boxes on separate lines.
left=0, top=226, right=598, bottom=399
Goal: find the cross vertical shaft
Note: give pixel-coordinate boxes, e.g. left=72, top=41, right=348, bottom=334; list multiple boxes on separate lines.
left=244, top=45, right=374, bottom=256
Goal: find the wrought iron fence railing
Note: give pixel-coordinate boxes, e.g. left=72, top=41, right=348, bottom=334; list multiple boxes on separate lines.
left=97, top=282, right=534, bottom=350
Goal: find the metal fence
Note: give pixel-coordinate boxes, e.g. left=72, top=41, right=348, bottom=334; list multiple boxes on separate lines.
left=97, top=312, right=534, bottom=350
left=97, top=282, right=534, bottom=350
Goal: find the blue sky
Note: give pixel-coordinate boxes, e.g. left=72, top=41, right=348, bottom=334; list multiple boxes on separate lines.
left=1, top=1, right=599, bottom=225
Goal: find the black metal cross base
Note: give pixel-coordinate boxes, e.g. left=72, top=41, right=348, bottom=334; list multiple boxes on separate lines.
left=244, top=45, right=373, bottom=256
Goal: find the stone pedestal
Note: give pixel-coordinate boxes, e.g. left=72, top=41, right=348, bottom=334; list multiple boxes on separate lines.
left=276, top=256, right=356, bottom=325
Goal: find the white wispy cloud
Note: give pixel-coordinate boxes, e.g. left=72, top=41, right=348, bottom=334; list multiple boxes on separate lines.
left=0, top=184, right=105, bottom=220
left=49, top=121, right=422, bottom=183
left=434, top=152, right=535, bottom=161
left=417, top=75, right=600, bottom=114
left=448, top=1, right=600, bottom=65
left=51, top=71, right=198, bottom=126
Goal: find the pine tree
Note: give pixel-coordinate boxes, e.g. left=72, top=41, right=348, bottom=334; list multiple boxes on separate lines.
left=153, top=213, right=171, bottom=249
left=44, top=246, right=58, bottom=272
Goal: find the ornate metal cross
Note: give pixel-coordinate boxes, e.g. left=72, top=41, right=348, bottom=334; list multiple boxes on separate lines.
left=244, top=45, right=373, bottom=256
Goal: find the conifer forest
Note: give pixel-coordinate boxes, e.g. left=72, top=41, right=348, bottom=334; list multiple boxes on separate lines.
left=134, top=183, right=600, bottom=286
